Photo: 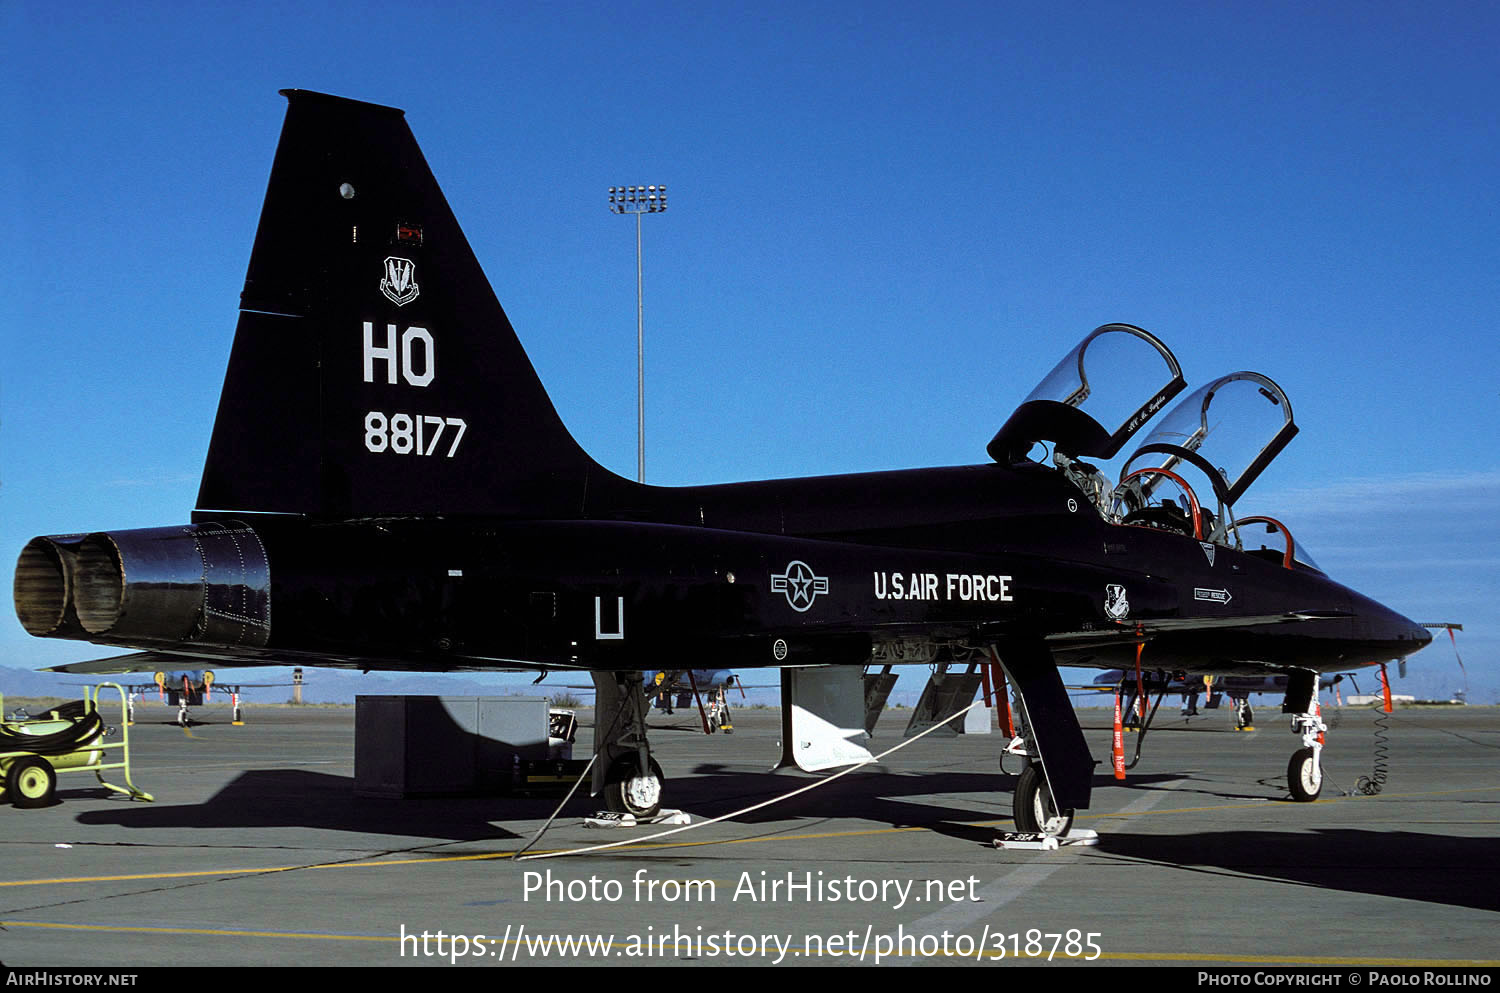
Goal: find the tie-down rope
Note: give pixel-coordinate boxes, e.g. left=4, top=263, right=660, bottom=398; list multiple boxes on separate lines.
left=516, top=698, right=983, bottom=861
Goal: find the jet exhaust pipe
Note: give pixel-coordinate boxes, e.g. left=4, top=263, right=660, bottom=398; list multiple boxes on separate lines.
left=14, top=534, right=87, bottom=638
left=14, top=523, right=271, bottom=648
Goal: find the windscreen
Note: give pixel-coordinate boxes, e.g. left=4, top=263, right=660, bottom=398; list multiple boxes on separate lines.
left=1234, top=516, right=1324, bottom=573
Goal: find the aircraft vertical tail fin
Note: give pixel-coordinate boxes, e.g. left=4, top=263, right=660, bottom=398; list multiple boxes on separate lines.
left=197, top=90, right=615, bottom=519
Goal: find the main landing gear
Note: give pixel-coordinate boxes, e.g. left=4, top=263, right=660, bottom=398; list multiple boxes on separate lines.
left=591, top=670, right=664, bottom=818
left=1013, top=761, right=1076, bottom=837
left=992, top=640, right=1093, bottom=843
left=605, top=755, right=664, bottom=817
left=1233, top=697, right=1255, bottom=731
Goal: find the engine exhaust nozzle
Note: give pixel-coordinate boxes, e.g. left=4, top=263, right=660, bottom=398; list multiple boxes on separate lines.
left=15, top=522, right=270, bottom=649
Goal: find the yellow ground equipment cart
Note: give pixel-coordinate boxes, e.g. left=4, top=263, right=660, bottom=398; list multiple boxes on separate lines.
left=0, top=682, right=153, bottom=807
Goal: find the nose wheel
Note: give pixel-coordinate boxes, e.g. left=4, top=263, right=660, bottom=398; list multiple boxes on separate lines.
left=1285, top=683, right=1327, bottom=803
left=1287, top=746, right=1323, bottom=802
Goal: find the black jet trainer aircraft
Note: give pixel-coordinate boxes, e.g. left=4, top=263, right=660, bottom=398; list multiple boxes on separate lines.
left=15, top=90, right=1432, bottom=835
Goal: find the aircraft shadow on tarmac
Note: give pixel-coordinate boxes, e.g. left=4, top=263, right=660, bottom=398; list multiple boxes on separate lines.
left=1096, top=829, right=1500, bottom=914
left=70, top=767, right=1189, bottom=849
left=73, top=770, right=527, bottom=842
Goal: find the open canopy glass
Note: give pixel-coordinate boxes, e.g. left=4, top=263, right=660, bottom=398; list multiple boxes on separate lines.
left=1118, top=371, right=1297, bottom=507
left=987, top=323, right=1185, bottom=464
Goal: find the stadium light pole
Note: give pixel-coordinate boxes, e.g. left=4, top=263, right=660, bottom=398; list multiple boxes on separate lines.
left=608, top=184, right=667, bottom=483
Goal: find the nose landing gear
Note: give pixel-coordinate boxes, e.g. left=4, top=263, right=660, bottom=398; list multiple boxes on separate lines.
left=1287, top=745, right=1322, bottom=802
left=1283, top=672, right=1326, bottom=802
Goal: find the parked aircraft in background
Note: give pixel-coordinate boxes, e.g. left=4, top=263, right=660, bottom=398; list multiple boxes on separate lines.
left=62, top=658, right=299, bottom=726
left=1085, top=669, right=1357, bottom=731
left=547, top=668, right=759, bottom=733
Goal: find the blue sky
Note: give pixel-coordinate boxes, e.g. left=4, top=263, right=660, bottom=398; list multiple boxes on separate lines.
left=2, top=1, right=1495, bottom=701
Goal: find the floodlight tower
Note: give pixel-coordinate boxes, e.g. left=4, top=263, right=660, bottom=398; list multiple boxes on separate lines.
left=607, top=184, right=667, bottom=483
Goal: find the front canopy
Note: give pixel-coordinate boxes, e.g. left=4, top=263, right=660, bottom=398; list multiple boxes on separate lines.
left=988, top=324, right=1185, bottom=463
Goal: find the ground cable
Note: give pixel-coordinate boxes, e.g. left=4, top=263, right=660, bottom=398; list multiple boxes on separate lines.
left=516, top=699, right=981, bottom=861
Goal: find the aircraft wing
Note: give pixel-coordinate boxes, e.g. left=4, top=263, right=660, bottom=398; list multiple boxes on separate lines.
left=546, top=681, right=780, bottom=692
left=43, top=652, right=292, bottom=682
left=1045, top=609, right=1351, bottom=652
left=47, top=610, right=1350, bottom=680
left=48, top=653, right=297, bottom=698
left=215, top=683, right=296, bottom=689
left=37, top=644, right=493, bottom=674
left=44, top=652, right=206, bottom=675
left=62, top=680, right=293, bottom=692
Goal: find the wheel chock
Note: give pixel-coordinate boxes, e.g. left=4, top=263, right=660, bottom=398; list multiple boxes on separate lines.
left=584, top=809, right=691, bottom=829
left=993, top=827, right=1099, bottom=851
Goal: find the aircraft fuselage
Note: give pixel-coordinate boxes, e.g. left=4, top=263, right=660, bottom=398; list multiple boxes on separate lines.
left=74, top=456, right=1416, bottom=679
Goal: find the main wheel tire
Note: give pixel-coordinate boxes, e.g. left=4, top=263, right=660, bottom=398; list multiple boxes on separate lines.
left=8, top=756, right=58, bottom=808
left=1287, top=746, right=1322, bottom=802
left=604, top=756, right=664, bottom=818
left=1013, top=762, right=1075, bottom=837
